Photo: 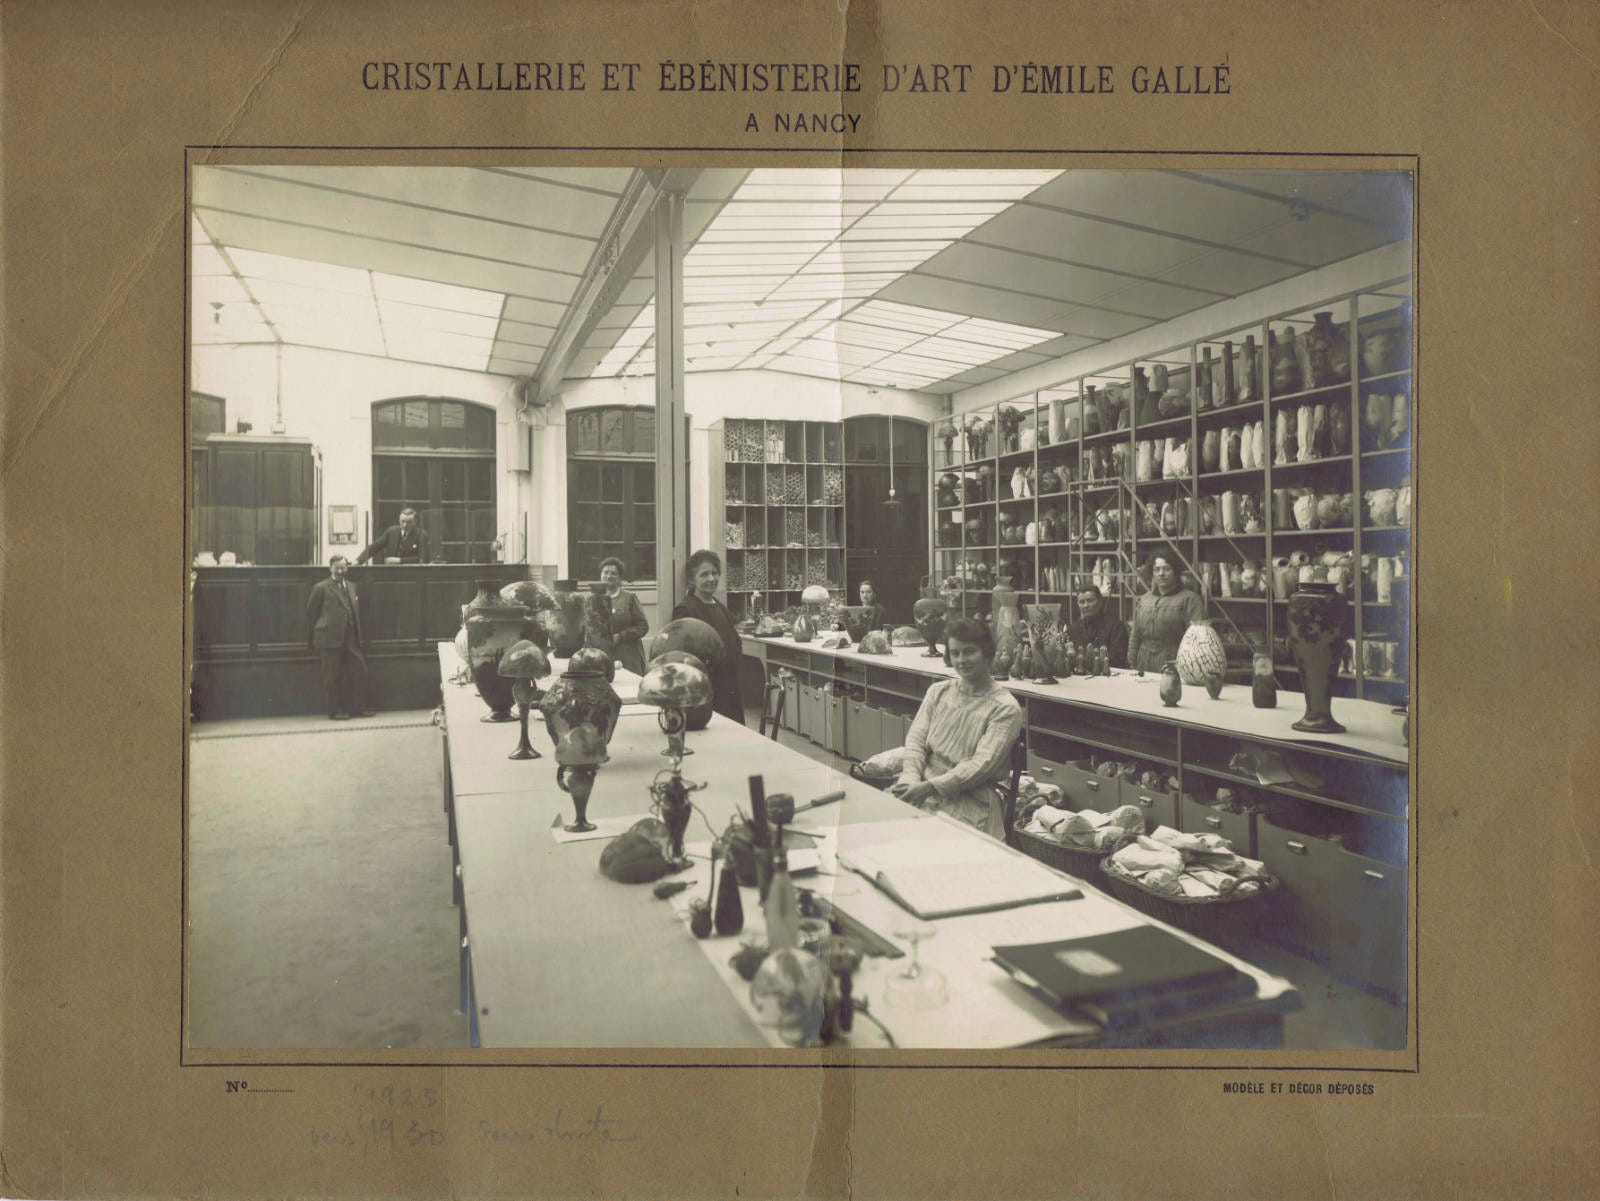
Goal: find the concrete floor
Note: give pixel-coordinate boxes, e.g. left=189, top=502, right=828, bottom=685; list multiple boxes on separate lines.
left=186, top=705, right=1406, bottom=1051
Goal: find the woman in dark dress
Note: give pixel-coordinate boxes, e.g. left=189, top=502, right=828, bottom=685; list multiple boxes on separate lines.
left=598, top=556, right=650, bottom=676
left=671, top=549, right=746, bottom=725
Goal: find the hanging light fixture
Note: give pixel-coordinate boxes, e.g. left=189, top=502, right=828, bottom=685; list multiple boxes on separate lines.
left=881, top=408, right=904, bottom=516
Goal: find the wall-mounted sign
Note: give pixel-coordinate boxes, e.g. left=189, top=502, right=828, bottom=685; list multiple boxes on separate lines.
left=328, top=504, right=358, bottom=544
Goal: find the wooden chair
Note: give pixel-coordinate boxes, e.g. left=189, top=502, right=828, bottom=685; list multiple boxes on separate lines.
left=998, top=732, right=1028, bottom=833
left=758, top=667, right=789, bottom=741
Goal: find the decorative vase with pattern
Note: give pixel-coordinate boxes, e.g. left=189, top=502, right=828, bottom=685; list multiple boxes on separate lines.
left=1237, top=335, right=1258, bottom=403
left=1302, top=311, right=1351, bottom=388
left=1287, top=582, right=1347, bottom=733
left=1270, top=328, right=1302, bottom=395
left=540, top=656, right=623, bottom=753
left=465, top=581, right=535, bottom=722
left=1174, top=620, right=1228, bottom=686
left=1252, top=653, right=1279, bottom=709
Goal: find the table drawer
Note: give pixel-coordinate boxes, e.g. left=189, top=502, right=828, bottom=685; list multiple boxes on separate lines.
left=1180, top=794, right=1256, bottom=857
left=1026, top=753, right=1120, bottom=813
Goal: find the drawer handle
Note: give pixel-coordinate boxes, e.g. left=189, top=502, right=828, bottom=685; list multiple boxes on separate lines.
left=1205, top=816, right=1223, bottom=829
left=1084, top=779, right=1099, bottom=791
left=1286, top=840, right=1308, bottom=854
left=455, top=864, right=463, bottom=878
left=1137, top=794, right=1154, bottom=807
left=1364, top=869, right=1386, bottom=882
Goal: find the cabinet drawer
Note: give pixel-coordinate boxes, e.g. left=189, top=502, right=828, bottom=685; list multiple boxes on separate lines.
left=1026, top=753, right=1120, bottom=813
left=845, top=702, right=883, bottom=761
left=806, top=687, right=827, bottom=745
left=825, top=694, right=846, bottom=753
left=795, top=684, right=814, bottom=740
left=782, top=677, right=800, bottom=733
left=1180, top=794, right=1256, bottom=857
left=1257, top=821, right=1407, bottom=996
left=1126, top=785, right=1178, bottom=834
left=883, top=711, right=912, bottom=748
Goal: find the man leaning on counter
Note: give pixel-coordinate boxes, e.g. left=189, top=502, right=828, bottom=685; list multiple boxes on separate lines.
left=357, top=506, right=428, bottom=564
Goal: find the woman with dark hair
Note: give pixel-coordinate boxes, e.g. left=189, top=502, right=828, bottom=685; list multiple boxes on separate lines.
left=597, top=556, right=650, bottom=675
left=671, top=549, right=745, bottom=725
left=856, top=579, right=889, bottom=632
left=1126, top=549, right=1206, bottom=673
left=890, top=616, right=1024, bottom=838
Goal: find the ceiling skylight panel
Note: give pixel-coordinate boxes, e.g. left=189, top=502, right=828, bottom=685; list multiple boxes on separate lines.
left=892, top=184, right=1055, bottom=201
left=847, top=366, right=945, bottom=387
left=683, top=301, right=824, bottom=325
left=789, top=336, right=886, bottom=369
left=686, top=250, right=820, bottom=267
left=906, top=169, right=1061, bottom=188
left=898, top=337, right=1006, bottom=367
left=848, top=301, right=961, bottom=334
left=765, top=354, right=850, bottom=379
left=863, top=201, right=1011, bottom=217
left=872, top=351, right=979, bottom=378
left=684, top=283, right=784, bottom=304
left=682, top=354, right=751, bottom=371
left=274, top=321, right=387, bottom=358
left=249, top=282, right=381, bottom=325
left=697, top=227, right=837, bottom=245
left=949, top=316, right=1061, bottom=349
left=371, top=272, right=504, bottom=316
left=745, top=168, right=913, bottom=186
left=822, top=322, right=922, bottom=352
left=735, top=184, right=903, bottom=202
left=192, top=241, right=233, bottom=277
left=377, top=300, right=499, bottom=339
left=842, top=221, right=997, bottom=241
left=712, top=214, right=853, bottom=232
left=226, top=248, right=372, bottom=295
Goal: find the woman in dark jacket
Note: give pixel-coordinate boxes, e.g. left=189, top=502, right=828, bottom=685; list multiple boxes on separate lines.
left=598, top=556, right=650, bottom=676
left=671, top=549, right=745, bottom=725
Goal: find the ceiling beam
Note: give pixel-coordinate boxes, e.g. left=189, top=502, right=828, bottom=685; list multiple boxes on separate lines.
left=528, top=167, right=702, bottom=403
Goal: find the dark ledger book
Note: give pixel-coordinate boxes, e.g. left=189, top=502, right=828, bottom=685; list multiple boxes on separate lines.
left=992, top=926, right=1253, bottom=1028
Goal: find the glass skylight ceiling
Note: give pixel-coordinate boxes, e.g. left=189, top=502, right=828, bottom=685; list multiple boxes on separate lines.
left=191, top=216, right=505, bottom=372
left=592, top=168, right=1065, bottom=387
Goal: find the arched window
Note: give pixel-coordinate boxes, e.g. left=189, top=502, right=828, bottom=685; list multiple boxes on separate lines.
left=566, top=405, right=658, bottom=581
left=371, top=397, right=496, bottom=563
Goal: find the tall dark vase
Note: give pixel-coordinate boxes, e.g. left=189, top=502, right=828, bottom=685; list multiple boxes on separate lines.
left=1287, top=582, right=1347, bottom=733
left=1302, top=311, right=1351, bottom=389
left=1270, top=329, right=1302, bottom=395
left=540, top=660, right=623, bottom=752
left=465, top=581, right=533, bottom=722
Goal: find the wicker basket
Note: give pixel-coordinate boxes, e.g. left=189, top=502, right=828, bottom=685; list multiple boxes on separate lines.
left=1097, top=858, right=1280, bottom=943
left=1007, top=819, right=1127, bottom=881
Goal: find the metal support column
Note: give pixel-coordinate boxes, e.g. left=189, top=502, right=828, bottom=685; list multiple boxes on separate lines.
left=653, top=190, right=688, bottom=629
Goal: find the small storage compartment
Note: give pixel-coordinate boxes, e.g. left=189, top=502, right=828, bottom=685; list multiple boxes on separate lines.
left=1180, top=792, right=1257, bottom=858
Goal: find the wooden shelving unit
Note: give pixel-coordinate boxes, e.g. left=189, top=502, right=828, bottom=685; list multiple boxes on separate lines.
left=709, top=418, right=846, bottom=622
left=932, top=276, right=1413, bottom=702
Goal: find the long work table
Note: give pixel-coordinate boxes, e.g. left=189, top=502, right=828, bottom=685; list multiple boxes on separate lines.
left=743, top=634, right=1411, bottom=1000
left=437, top=645, right=1300, bottom=1050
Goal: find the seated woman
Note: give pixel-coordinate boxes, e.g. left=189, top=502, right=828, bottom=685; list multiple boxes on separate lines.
left=1126, top=550, right=1206, bottom=673
left=597, top=556, right=650, bottom=675
left=889, top=616, right=1024, bottom=839
left=856, top=579, right=889, bottom=632
left=671, top=549, right=745, bottom=725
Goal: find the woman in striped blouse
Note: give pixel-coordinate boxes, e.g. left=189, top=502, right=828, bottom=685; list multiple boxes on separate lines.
left=890, top=617, right=1025, bottom=839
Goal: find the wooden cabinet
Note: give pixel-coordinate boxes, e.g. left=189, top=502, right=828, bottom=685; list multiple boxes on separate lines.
left=203, top=434, right=321, bottom=565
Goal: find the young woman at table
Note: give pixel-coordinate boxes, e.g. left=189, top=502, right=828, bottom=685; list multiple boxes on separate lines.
left=890, top=616, right=1024, bottom=839
left=597, top=556, right=650, bottom=675
left=856, top=579, right=889, bottom=632
left=1126, top=549, right=1207, bottom=673
left=671, top=549, right=746, bottom=725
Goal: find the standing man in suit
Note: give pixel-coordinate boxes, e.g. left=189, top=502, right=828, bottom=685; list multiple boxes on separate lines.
left=356, top=506, right=428, bottom=564
left=306, top=554, right=373, bottom=720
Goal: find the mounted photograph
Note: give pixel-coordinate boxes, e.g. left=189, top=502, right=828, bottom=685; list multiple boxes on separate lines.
left=184, top=162, right=1413, bottom=1054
